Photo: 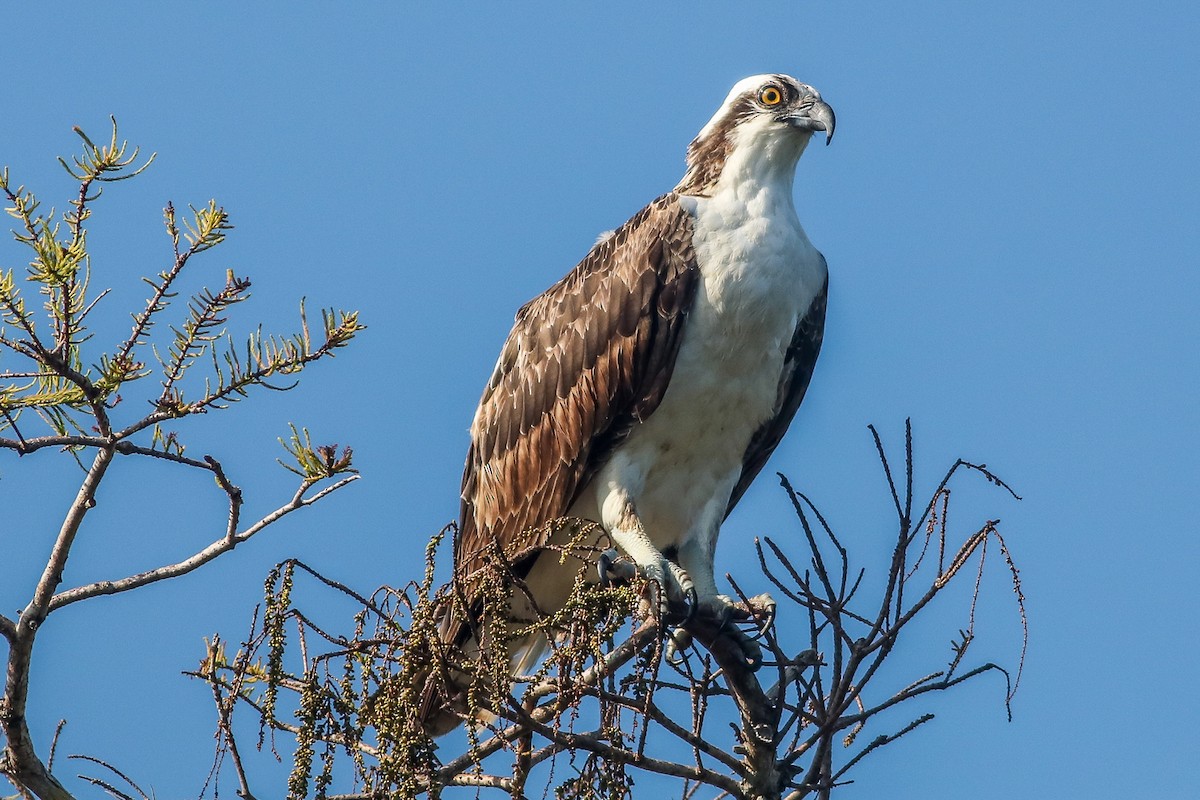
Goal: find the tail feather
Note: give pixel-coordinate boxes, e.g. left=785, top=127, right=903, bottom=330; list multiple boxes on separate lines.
left=415, top=610, right=550, bottom=736
left=415, top=606, right=472, bottom=736
left=414, top=528, right=602, bottom=735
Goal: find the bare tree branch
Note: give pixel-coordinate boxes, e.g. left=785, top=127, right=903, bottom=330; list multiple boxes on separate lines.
left=48, top=475, right=359, bottom=612
left=2, top=121, right=361, bottom=800
left=510, top=711, right=745, bottom=797
left=0, top=435, right=109, bottom=455
left=195, top=422, right=1025, bottom=799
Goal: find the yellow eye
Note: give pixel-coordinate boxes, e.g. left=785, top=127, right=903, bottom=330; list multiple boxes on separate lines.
left=759, top=86, right=783, bottom=106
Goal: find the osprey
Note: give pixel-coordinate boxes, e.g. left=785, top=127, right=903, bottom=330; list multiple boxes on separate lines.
left=421, top=74, right=833, bottom=734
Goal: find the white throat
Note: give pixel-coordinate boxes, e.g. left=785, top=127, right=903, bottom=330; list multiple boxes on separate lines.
left=713, top=117, right=812, bottom=204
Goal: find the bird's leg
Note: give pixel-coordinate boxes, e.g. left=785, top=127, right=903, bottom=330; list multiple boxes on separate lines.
left=605, top=498, right=694, bottom=621
left=676, top=538, right=737, bottom=625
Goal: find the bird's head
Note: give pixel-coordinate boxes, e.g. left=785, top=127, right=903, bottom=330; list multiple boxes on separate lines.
left=676, top=74, right=834, bottom=197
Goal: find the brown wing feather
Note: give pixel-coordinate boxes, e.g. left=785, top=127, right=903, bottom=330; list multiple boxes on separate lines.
left=456, top=191, right=699, bottom=593
left=726, top=273, right=828, bottom=516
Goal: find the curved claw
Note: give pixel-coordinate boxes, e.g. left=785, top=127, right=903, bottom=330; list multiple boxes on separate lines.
left=683, top=585, right=699, bottom=623
left=598, top=549, right=640, bottom=587
left=750, top=599, right=777, bottom=641
left=641, top=575, right=671, bottom=623
left=665, top=627, right=692, bottom=665
left=597, top=549, right=616, bottom=588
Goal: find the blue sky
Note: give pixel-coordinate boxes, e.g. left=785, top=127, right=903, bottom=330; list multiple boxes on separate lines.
left=2, top=2, right=1197, bottom=798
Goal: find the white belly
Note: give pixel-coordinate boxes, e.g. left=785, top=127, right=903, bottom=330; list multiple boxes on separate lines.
left=570, top=189, right=827, bottom=551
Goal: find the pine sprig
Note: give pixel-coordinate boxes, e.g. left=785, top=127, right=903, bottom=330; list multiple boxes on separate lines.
left=180, top=200, right=232, bottom=254
left=1, top=120, right=363, bottom=800
left=2, top=119, right=362, bottom=458
left=102, top=202, right=232, bottom=401
left=57, top=116, right=156, bottom=185
left=277, top=424, right=356, bottom=480
left=191, top=302, right=363, bottom=413
left=157, top=270, right=253, bottom=405
left=0, top=268, right=38, bottom=352
left=0, top=118, right=155, bottom=382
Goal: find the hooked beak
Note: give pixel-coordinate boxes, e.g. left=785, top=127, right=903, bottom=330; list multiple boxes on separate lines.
left=788, top=99, right=836, bottom=145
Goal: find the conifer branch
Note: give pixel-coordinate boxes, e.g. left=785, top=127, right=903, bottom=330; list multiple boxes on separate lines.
left=1, top=120, right=361, bottom=800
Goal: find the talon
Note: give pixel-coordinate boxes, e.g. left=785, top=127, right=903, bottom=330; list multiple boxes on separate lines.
left=636, top=559, right=696, bottom=623
left=598, top=549, right=638, bottom=588
left=641, top=570, right=669, bottom=621
left=597, top=548, right=616, bottom=587
left=751, top=599, right=777, bottom=641
left=665, top=628, right=692, bottom=664
left=683, top=585, right=698, bottom=623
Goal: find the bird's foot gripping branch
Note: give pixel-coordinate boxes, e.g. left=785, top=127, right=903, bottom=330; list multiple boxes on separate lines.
left=200, top=421, right=1026, bottom=800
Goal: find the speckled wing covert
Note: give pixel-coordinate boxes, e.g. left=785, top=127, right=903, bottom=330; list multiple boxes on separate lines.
left=417, top=193, right=701, bottom=732
left=455, top=193, right=701, bottom=585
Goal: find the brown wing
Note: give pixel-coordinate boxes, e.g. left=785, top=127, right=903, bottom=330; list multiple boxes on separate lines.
left=726, top=272, right=828, bottom=516
left=457, top=192, right=700, bottom=584
left=419, top=194, right=698, bottom=732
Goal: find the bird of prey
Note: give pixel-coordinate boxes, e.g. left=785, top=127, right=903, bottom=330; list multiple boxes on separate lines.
left=420, top=74, right=834, bottom=734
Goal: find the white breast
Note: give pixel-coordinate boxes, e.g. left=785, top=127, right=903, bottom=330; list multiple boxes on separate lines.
left=572, top=179, right=827, bottom=550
